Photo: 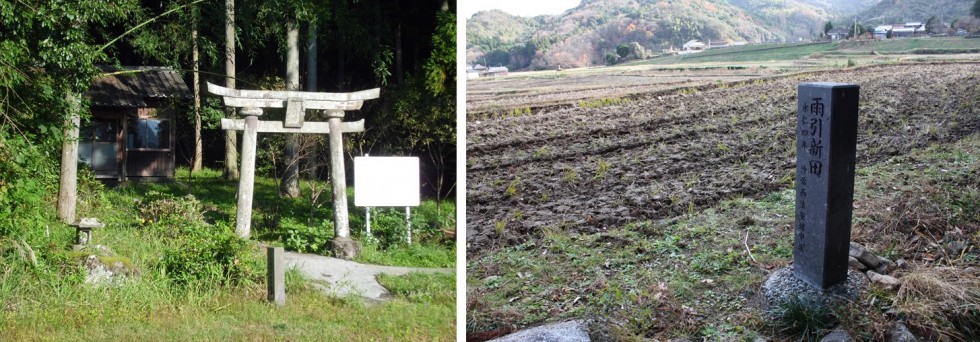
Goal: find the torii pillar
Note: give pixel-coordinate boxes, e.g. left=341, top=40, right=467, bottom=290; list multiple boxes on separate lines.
left=326, top=109, right=354, bottom=257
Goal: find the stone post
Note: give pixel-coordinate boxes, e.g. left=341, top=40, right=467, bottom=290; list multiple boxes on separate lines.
left=793, top=83, right=860, bottom=289
left=235, top=107, right=262, bottom=238
left=267, top=246, right=285, bottom=306
left=327, top=109, right=359, bottom=259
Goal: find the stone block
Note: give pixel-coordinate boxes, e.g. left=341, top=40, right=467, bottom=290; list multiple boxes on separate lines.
left=331, top=237, right=361, bottom=260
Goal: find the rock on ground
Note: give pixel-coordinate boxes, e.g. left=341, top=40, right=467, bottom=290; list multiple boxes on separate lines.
left=283, top=250, right=451, bottom=301
left=889, top=322, right=918, bottom=342
left=849, top=242, right=881, bottom=269
left=848, top=256, right=867, bottom=271
left=820, top=326, right=855, bottom=342
left=489, top=320, right=591, bottom=342
left=867, top=271, right=900, bottom=290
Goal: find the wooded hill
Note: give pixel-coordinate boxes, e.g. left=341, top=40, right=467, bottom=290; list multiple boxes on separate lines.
left=467, top=0, right=888, bottom=69
left=856, top=0, right=975, bottom=24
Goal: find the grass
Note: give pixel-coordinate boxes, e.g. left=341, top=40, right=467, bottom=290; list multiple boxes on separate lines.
left=768, top=295, right=836, bottom=339
left=637, top=42, right=835, bottom=65
left=0, top=270, right=454, bottom=340
left=0, top=166, right=456, bottom=340
left=833, top=37, right=980, bottom=53
left=358, top=242, right=455, bottom=268
left=1, top=228, right=456, bottom=340
left=629, top=37, right=980, bottom=67
left=377, top=272, right=455, bottom=305
left=467, top=134, right=980, bottom=340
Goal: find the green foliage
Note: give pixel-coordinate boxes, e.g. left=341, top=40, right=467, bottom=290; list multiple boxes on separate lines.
left=376, top=272, right=454, bottom=305
left=605, top=52, right=619, bottom=65
left=616, top=44, right=630, bottom=58
left=0, top=132, right=58, bottom=239
left=358, top=242, right=455, bottom=268
left=129, top=189, right=259, bottom=288
left=424, top=10, right=455, bottom=96
left=824, top=21, right=834, bottom=34
left=160, top=222, right=260, bottom=288
left=279, top=218, right=332, bottom=254
left=136, top=192, right=208, bottom=227
left=358, top=201, right=454, bottom=251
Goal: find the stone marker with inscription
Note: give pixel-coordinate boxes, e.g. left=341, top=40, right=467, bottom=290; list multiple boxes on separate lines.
left=792, top=82, right=860, bottom=289
left=763, top=83, right=866, bottom=306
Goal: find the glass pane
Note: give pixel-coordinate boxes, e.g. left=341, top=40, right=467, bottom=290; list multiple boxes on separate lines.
left=82, top=119, right=118, bottom=142
left=128, top=119, right=169, bottom=149
left=93, top=120, right=117, bottom=142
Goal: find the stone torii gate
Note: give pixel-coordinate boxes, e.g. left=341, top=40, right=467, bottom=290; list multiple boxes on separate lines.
left=208, top=82, right=379, bottom=259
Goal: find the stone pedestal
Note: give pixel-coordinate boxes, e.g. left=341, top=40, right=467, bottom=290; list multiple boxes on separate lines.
left=330, top=237, right=361, bottom=260
left=763, top=267, right=867, bottom=307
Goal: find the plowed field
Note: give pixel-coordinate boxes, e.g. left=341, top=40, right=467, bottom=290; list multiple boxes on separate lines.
left=466, top=63, right=980, bottom=256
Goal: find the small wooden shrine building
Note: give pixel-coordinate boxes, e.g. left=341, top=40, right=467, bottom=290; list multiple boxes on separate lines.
left=82, top=66, right=191, bottom=180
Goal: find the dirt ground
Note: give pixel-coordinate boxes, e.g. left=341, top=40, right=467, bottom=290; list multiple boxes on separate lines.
left=466, top=63, right=980, bottom=256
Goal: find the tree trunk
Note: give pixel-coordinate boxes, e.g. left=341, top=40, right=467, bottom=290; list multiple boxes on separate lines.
left=57, top=94, right=81, bottom=224
left=191, top=5, right=202, bottom=173
left=224, top=0, right=240, bottom=180
left=335, top=0, right=345, bottom=90
left=396, top=22, right=403, bottom=85
left=305, top=23, right=318, bottom=179
left=280, top=18, right=301, bottom=198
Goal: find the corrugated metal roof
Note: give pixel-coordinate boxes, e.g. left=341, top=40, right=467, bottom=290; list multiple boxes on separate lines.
left=87, top=66, right=192, bottom=107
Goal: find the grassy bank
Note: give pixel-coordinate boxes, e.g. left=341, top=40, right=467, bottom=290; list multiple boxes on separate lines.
left=467, top=134, right=979, bottom=340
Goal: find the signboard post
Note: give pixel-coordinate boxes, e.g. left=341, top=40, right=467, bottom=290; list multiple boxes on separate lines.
left=354, top=156, right=421, bottom=244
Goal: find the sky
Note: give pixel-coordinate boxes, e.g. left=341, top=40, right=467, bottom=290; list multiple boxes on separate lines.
left=461, top=0, right=581, bottom=18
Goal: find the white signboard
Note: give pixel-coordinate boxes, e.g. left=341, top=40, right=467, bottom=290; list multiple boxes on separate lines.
left=354, top=157, right=420, bottom=207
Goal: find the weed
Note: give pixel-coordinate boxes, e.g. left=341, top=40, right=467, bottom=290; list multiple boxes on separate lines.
left=532, top=146, right=550, bottom=159
left=577, top=97, right=631, bottom=108
left=679, top=87, right=699, bottom=95
left=562, top=168, right=581, bottom=184
left=507, top=106, right=532, bottom=117
left=504, top=177, right=522, bottom=198
left=768, top=295, right=837, bottom=339
left=593, top=159, right=610, bottom=180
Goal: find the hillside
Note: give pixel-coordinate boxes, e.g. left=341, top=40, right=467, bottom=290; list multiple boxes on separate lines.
left=857, top=0, right=974, bottom=24
left=466, top=0, right=884, bottom=69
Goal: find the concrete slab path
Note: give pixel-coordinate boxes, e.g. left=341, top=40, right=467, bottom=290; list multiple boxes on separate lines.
left=283, top=250, right=452, bottom=301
